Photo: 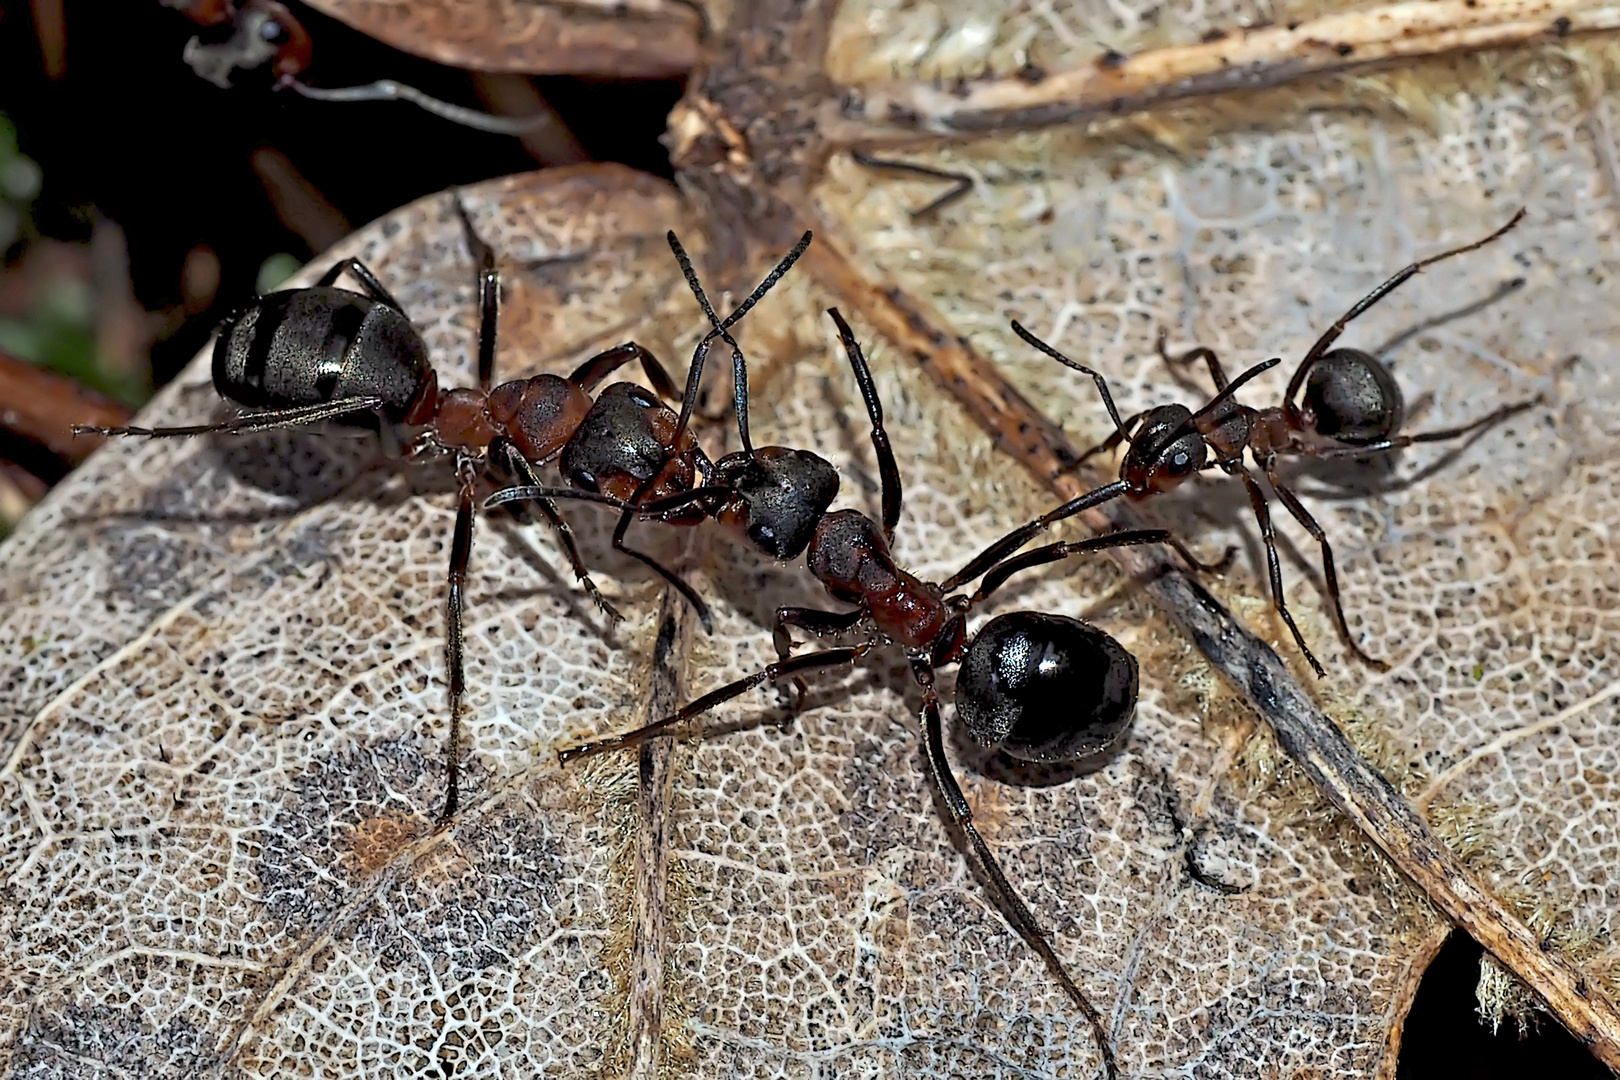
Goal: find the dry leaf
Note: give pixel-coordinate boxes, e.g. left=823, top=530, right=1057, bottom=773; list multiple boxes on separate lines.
left=5, top=1, right=1620, bottom=1077
left=304, top=0, right=701, bottom=77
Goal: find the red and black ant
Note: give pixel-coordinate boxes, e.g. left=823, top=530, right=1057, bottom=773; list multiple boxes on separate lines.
left=553, top=309, right=1181, bottom=1080
left=955, top=209, right=1541, bottom=677
left=74, top=192, right=809, bottom=822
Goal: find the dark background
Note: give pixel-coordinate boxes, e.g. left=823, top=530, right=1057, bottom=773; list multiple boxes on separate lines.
left=0, top=3, right=1609, bottom=1075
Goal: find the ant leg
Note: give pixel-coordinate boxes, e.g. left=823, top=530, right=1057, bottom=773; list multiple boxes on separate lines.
left=1234, top=466, right=1327, bottom=678
left=773, top=606, right=865, bottom=658
left=492, top=443, right=623, bottom=623
left=911, top=663, right=1117, bottom=1080
left=939, top=480, right=1130, bottom=593
left=1056, top=410, right=1148, bottom=478
left=773, top=606, right=866, bottom=712
left=1156, top=328, right=1230, bottom=391
left=667, top=229, right=814, bottom=454
left=567, top=342, right=682, bottom=402
left=451, top=194, right=501, bottom=391
left=73, top=395, right=386, bottom=438
left=316, top=258, right=407, bottom=313
left=967, top=529, right=1173, bottom=604
left=438, top=460, right=478, bottom=827
left=557, top=644, right=874, bottom=764
left=850, top=151, right=974, bottom=219
left=609, top=505, right=715, bottom=634
left=1313, top=395, right=1543, bottom=460
left=1287, top=210, right=1526, bottom=404
left=828, top=309, right=901, bottom=540
left=1264, top=466, right=1390, bottom=673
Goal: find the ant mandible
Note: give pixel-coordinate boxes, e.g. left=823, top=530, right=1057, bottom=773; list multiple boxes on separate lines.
left=74, top=193, right=808, bottom=823
left=954, top=209, right=1541, bottom=677
left=554, top=309, right=1183, bottom=1080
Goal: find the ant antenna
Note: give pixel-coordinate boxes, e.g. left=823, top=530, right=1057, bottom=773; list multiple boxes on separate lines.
left=667, top=231, right=814, bottom=454
left=288, top=80, right=561, bottom=136
left=1011, top=320, right=1127, bottom=437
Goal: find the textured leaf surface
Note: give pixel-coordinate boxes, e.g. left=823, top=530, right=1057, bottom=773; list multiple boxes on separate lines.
left=306, top=0, right=700, bottom=77
left=5, top=9, right=1620, bottom=1080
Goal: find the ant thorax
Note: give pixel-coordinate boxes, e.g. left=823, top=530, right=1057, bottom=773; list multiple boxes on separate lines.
left=806, top=509, right=952, bottom=651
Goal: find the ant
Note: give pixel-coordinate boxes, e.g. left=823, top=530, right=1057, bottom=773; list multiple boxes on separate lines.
left=553, top=309, right=1183, bottom=1080
left=954, top=209, right=1541, bottom=677
left=73, top=193, right=807, bottom=823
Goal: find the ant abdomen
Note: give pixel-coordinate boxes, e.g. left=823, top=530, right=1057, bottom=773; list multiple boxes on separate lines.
left=713, top=447, right=839, bottom=560
left=1298, top=348, right=1405, bottom=445
left=955, top=612, right=1138, bottom=763
left=1123, top=404, right=1207, bottom=494
left=212, top=287, right=431, bottom=422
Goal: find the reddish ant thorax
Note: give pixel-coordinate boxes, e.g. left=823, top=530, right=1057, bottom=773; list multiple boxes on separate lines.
left=806, top=510, right=956, bottom=654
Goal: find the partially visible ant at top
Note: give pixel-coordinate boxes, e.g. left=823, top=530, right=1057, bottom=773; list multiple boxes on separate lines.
left=168, top=0, right=557, bottom=135
left=954, top=209, right=1541, bottom=678
left=75, top=191, right=808, bottom=822
left=552, top=308, right=1187, bottom=1080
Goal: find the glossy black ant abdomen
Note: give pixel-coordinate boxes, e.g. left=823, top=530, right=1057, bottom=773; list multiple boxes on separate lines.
left=711, top=447, right=840, bottom=560
left=211, top=278, right=436, bottom=425
left=956, top=612, right=1138, bottom=765
left=1294, top=347, right=1405, bottom=446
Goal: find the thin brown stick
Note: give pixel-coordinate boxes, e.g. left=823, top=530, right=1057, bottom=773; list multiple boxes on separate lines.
left=836, top=0, right=1620, bottom=137
left=0, top=348, right=133, bottom=463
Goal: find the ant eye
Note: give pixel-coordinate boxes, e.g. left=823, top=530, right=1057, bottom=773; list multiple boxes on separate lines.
left=260, top=19, right=291, bottom=45
left=569, top=469, right=598, bottom=493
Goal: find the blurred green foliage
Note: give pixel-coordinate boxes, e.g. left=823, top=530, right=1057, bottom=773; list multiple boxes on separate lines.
left=0, top=113, right=41, bottom=251
left=0, top=111, right=147, bottom=408
left=256, top=252, right=303, bottom=294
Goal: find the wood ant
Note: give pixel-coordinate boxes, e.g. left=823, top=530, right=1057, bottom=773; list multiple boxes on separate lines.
left=73, top=193, right=808, bottom=822
left=553, top=309, right=1181, bottom=1080
left=955, top=209, right=1541, bottom=677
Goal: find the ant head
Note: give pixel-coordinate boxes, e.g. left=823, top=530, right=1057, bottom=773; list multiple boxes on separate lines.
left=955, top=612, right=1138, bottom=763
left=1122, top=404, right=1207, bottom=495
left=714, top=447, right=840, bottom=560
left=1295, top=348, right=1405, bottom=446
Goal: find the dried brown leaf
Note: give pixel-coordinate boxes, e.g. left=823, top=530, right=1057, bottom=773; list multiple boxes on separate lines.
left=4, top=0, right=1620, bottom=1077
left=306, top=0, right=701, bottom=78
